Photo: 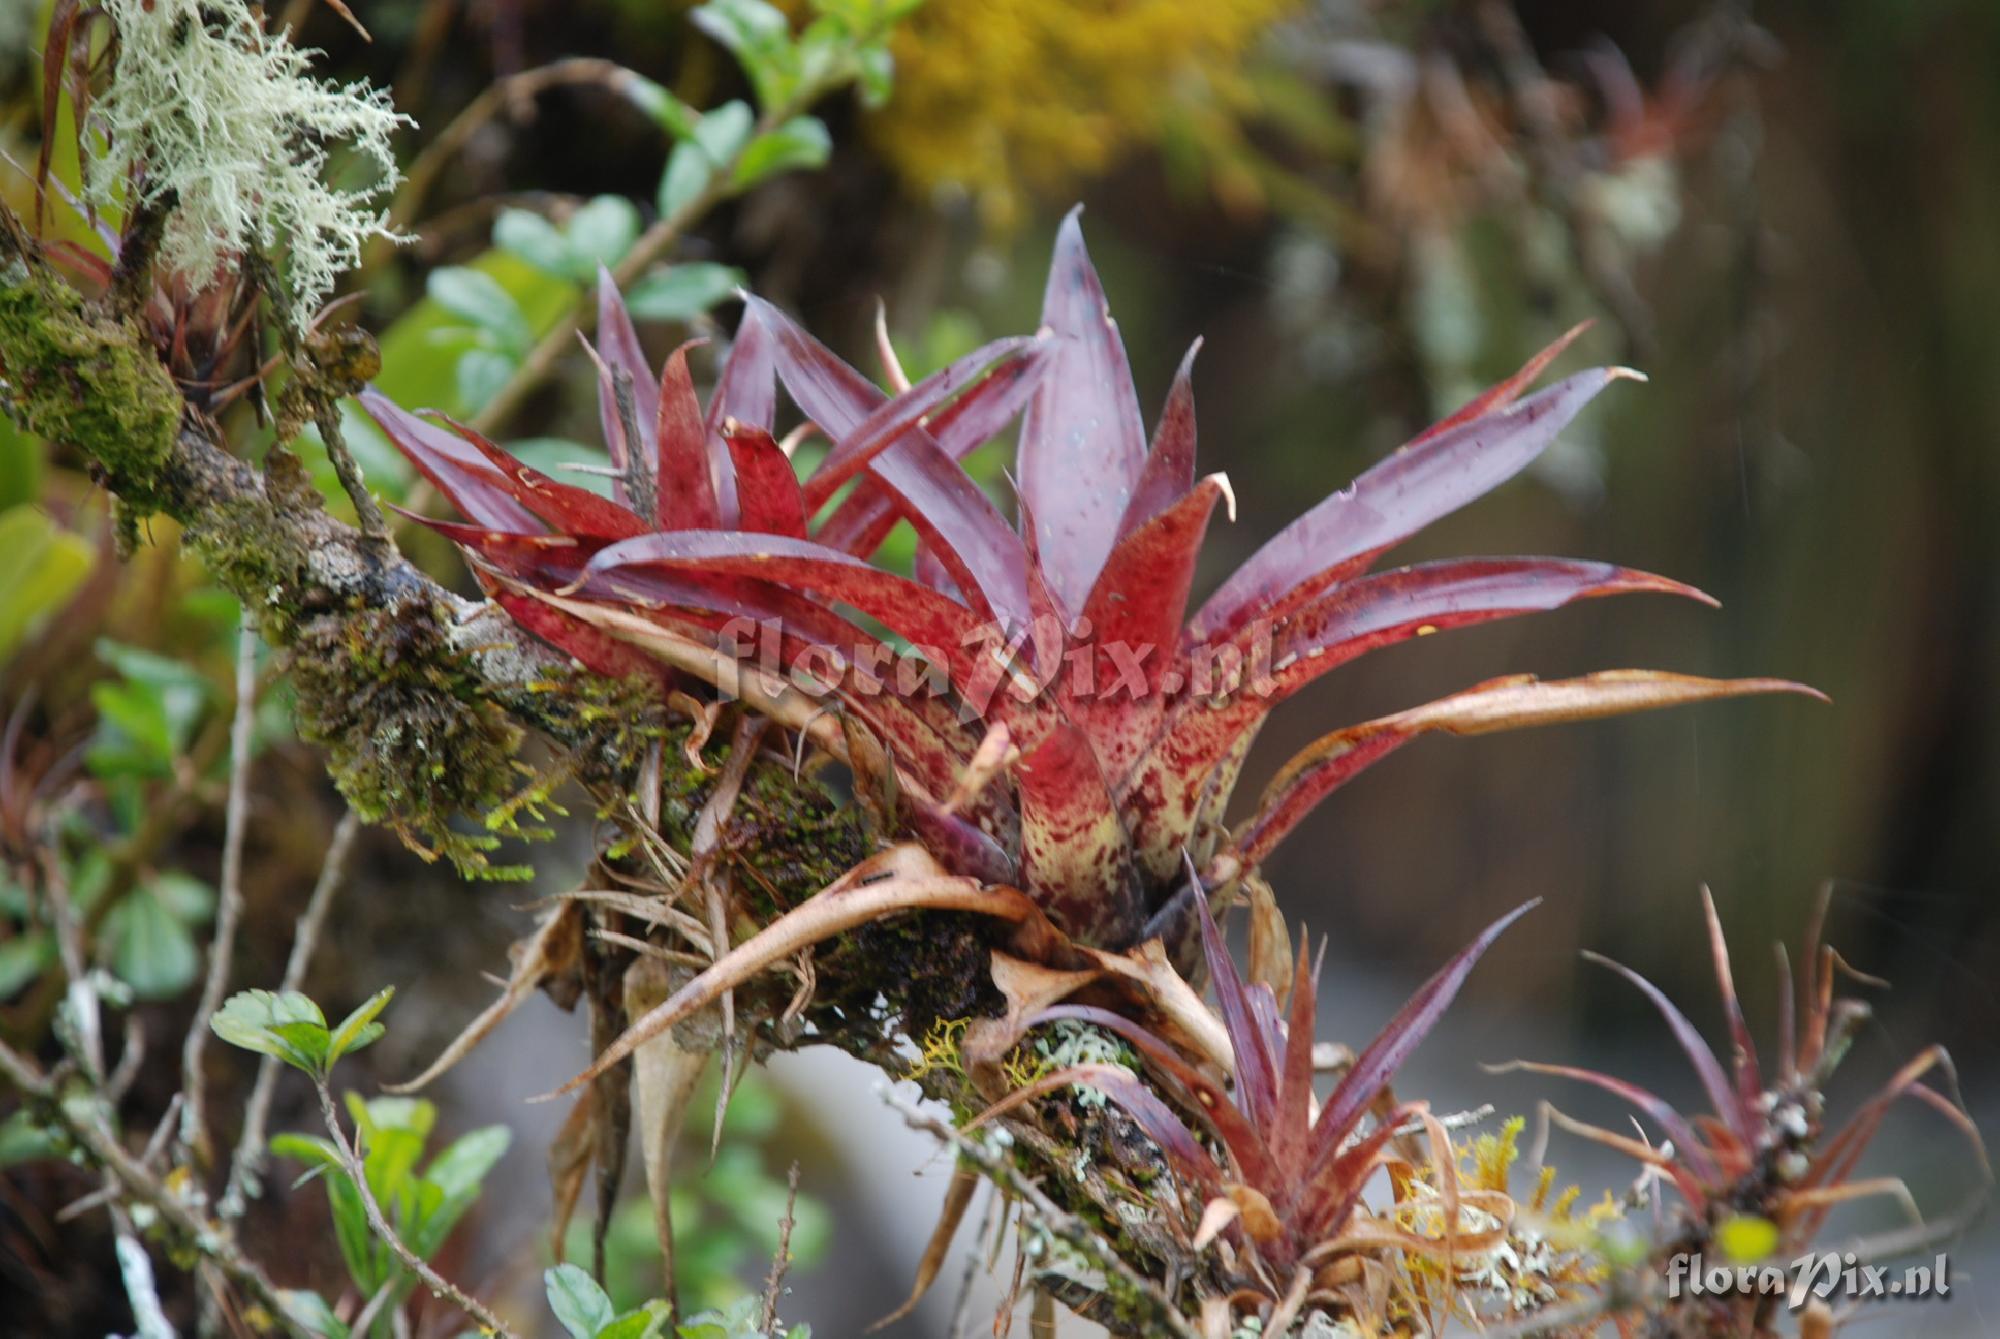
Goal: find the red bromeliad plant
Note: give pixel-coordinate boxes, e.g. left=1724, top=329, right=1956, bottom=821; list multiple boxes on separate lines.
left=972, top=886, right=1536, bottom=1316
left=362, top=209, right=1818, bottom=1075
left=1495, top=889, right=1988, bottom=1279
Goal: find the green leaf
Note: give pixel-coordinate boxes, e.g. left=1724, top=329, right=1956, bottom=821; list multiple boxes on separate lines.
left=146, top=871, right=216, bottom=922
left=455, top=349, right=518, bottom=412
left=0, top=1108, right=60, bottom=1167
left=426, top=267, right=531, bottom=353
left=692, top=0, right=795, bottom=107
left=0, top=506, right=93, bottom=661
left=494, top=209, right=575, bottom=277
left=546, top=1263, right=617, bottom=1339
left=0, top=417, right=43, bottom=511
left=692, top=101, right=756, bottom=167
left=328, top=986, right=395, bottom=1063
left=279, top=1290, right=350, bottom=1339
left=732, top=117, right=831, bottom=187
left=510, top=439, right=614, bottom=497
left=626, top=263, right=745, bottom=323
left=618, top=74, right=700, bottom=139
left=424, top=1125, right=511, bottom=1203
left=210, top=990, right=330, bottom=1074
left=657, top=144, right=714, bottom=220
left=853, top=41, right=895, bottom=108
left=564, top=196, right=642, bottom=274
left=597, top=1307, right=671, bottom=1339
left=88, top=640, right=211, bottom=778
left=106, top=887, right=201, bottom=999
left=0, top=931, right=54, bottom=1001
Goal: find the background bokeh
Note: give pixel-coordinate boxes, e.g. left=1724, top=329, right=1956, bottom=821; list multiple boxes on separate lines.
left=3, top=0, right=1997, bottom=1334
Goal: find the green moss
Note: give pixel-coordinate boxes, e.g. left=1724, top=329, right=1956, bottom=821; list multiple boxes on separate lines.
left=288, top=602, right=532, bottom=879
left=0, top=268, right=182, bottom=513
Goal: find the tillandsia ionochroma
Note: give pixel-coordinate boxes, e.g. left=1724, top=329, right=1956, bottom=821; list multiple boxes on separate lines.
left=1492, top=888, right=1988, bottom=1259
left=362, top=207, right=1822, bottom=1087
left=970, top=880, right=1537, bottom=1315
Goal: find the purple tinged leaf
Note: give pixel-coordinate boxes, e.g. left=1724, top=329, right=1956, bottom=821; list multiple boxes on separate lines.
left=1308, top=900, right=1538, bottom=1179
left=1486, top=1060, right=1724, bottom=1190
left=1030, top=1003, right=1277, bottom=1189
left=359, top=388, right=541, bottom=531
left=1193, top=368, right=1641, bottom=640
left=972, top=1065, right=1220, bottom=1195
left=747, top=295, right=1032, bottom=626
left=1124, top=558, right=1712, bottom=873
left=1408, top=321, right=1590, bottom=448
left=435, top=415, right=648, bottom=541
left=801, top=336, right=1049, bottom=510
left=704, top=299, right=779, bottom=525
left=1194, top=869, right=1278, bottom=1131
left=1018, top=208, right=1150, bottom=612
left=584, top=530, right=992, bottom=688
left=1117, top=338, right=1202, bottom=536
left=815, top=343, right=1049, bottom=560
left=595, top=268, right=661, bottom=506
left=1585, top=949, right=1749, bottom=1145
left=1271, top=940, right=1319, bottom=1174
left=1700, top=887, right=1764, bottom=1120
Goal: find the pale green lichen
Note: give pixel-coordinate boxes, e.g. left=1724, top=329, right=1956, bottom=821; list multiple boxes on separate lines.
left=91, top=0, right=407, bottom=329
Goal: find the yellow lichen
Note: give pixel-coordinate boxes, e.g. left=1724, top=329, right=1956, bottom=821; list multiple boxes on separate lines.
left=871, top=0, right=1299, bottom=229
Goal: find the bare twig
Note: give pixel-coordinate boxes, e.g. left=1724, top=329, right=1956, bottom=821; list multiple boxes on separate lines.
left=0, top=1038, right=309, bottom=1336
left=760, top=1160, right=802, bottom=1332
left=881, top=1087, right=1201, bottom=1339
left=220, top=808, right=363, bottom=1220
left=180, top=618, right=259, bottom=1166
left=310, top=1078, right=517, bottom=1338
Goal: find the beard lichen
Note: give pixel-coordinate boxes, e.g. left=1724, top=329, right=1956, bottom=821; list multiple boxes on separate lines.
left=91, top=0, right=408, bottom=330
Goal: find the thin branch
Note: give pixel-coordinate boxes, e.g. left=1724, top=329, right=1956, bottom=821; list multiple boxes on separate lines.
left=180, top=617, right=260, bottom=1165
left=220, top=808, right=363, bottom=1220
left=0, top=1038, right=309, bottom=1336
left=760, top=1161, right=802, bottom=1332
left=310, top=1078, right=517, bottom=1339
left=881, top=1087, right=1201, bottom=1339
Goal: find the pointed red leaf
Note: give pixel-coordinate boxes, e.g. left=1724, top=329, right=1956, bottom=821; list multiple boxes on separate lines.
left=1194, top=875, right=1279, bottom=1132
left=1116, top=338, right=1202, bottom=535
left=801, top=335, right=1048, bottom=511
left=1124, top=557, right=1711, bottom=874
left=1700, top=887, right=1764, bottom=1120
left=1193, top=368, right=1640, bottom=641
left=748, top=295, right=1032, bottom=626
left=1227, top=671, right=1825, bottom=870
left=1307, top=901, right=1537, bottom=1179
left=1067, top=478, right=1225, bottom=780
left=814, top=343, right=1049, bottom=560
left=1018, top=208, right=1150, bottom=611
left=723, top=424, right=808, bottom=538
left=1408, top=321, right=1590, bottom=448
left=1014, top=721, right=1143, bottom=948
left=1271, top=940, right=1319, bottom=1175
left=1486, top=1059, right=1724, bottom=1190
left=655, top=340, right=719, bottom=530
left=1586, top=950, right=1749, bottom=1144
left=360, top=388, right=541, bottom=531
left=433, top=415, right=648, bottom=541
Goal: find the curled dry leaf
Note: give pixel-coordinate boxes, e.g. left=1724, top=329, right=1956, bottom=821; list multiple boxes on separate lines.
left=385, top=898, right=584, bottom=1093
left=543, top=846, right=1057, bottom=1098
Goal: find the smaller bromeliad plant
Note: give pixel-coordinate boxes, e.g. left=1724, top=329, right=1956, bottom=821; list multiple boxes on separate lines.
left=1491, top=888, right=1989, bottom=1333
